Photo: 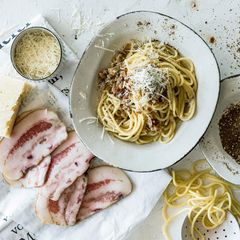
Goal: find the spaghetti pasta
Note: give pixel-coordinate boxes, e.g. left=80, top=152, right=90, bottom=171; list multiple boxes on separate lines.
left=163, top=160, right=240, bottom=240
left=97, top=39, right=197, bottom=144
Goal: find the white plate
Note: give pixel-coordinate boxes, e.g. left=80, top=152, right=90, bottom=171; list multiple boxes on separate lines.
left=200, top=75, right=240, bottom=184
left=70, top=11, right=220, bottom=172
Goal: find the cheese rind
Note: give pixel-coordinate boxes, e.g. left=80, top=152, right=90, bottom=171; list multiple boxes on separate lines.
left=0, top=76, right=30, bottom=138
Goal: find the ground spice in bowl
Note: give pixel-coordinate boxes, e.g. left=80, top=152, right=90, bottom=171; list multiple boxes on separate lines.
left=219, top=102, right=240, bottom=163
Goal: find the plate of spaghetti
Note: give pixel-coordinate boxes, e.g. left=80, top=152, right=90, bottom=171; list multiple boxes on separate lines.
left=97, top=40, right=197, bottom=144
left=70, top=11, right=220, bottom=171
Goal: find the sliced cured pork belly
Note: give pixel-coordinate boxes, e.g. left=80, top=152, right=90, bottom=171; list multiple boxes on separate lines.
left=35, top=192, right=53, bottom=225
left=65, top=175, right=88, bottom=225
left=35, top=175, right=87, bottom=225
left=77, top=166, right=132, bottom=221
left=0, top=109, right=67, bottom=181
left=49, top=186, right=73, bottom=225
left=41, top=131, right=94, bottom=201
left=4, top=155, right=51, bottom=188
left=20, top=156, right=52, bottom=188
left=35, top=131, right=93, bottom=225
left=50, top=175, right=88, bottom=225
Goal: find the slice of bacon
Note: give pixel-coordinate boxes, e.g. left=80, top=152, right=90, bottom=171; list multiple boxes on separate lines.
left=35, top=175, right=87, bottom=225
left=0, top=109, right=67, bottom=181
left=41, top=131, right=94, bottom=201
left=35, top=192, right=53, bottom=225
left=4, top=155, right=51, bottom=188
left=77, top=166, right=132, bottom=222
left=49, top=188, right=71, bottom=225
left=65, top=175, right=88, bottom=225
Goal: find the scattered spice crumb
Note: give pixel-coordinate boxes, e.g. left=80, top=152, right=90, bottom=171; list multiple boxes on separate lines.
left=226, top=37, right=240, bottom=67
left=162, top=20, right=176, bottom=38
left=205, top=21, right=208, bottom=24
left=137, top=21, right=151, bottom=29
left=223, top=162, right=239, bottom=175
left=191, top=0, right=198, bottom=11
left=209, top=36, right=216, bottom=44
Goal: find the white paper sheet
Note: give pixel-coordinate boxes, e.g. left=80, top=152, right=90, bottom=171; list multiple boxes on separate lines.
left=0, top=15, right=172, bottom=240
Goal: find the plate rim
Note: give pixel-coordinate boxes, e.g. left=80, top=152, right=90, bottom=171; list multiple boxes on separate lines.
left=69, top=10, right=221, bottom=173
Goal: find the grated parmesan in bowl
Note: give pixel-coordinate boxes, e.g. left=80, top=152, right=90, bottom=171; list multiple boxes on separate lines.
left=10, top=27, right=62, bottom=82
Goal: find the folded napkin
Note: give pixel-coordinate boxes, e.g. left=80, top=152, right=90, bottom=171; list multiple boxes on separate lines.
left=0, top=15, right=172, bottom=240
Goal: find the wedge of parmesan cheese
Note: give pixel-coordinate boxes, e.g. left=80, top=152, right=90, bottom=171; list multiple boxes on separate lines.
left=0, top=76, right=30, bottom=138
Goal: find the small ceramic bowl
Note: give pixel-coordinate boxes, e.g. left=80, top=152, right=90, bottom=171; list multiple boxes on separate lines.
left=10, top=26, right=63, bottom=83
left=200, top=75, right=240, bottom=184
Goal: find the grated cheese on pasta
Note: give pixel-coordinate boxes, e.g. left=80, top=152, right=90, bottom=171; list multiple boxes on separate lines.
left=130, top=65, right=169, bottom=105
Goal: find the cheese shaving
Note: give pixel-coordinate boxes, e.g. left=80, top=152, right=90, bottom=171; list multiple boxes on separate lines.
left=130, top=65, right=169, bottom=105
left=86, top=120, right=97, bottom=125
left=79, top=91, right=87, bottom=99
left=101, top=126, right=105, bottom=140
left=79, top=117, right=98, bottom=123
left=107, top=134, right=115, bottom=144
left=94, top=45, right=115, bottom=53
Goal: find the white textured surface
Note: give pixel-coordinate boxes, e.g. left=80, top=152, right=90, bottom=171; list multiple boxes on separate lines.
left=0, top=0, right=239, bottom=239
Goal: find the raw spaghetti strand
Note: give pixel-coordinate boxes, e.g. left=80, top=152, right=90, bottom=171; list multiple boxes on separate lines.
left=97, top=40, right=197, bottom=144
left=162, top=160, right=240, bottom=240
